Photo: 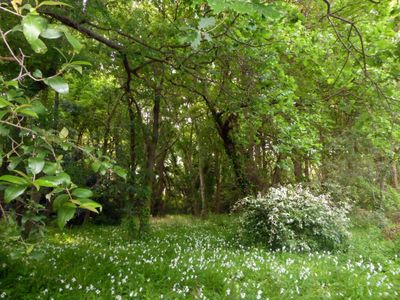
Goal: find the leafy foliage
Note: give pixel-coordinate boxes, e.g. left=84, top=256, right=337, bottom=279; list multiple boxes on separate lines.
left=0, top=0, right=126, bottom=239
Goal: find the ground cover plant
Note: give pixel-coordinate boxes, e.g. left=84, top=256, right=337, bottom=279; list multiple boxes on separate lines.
left=1, top=215, right=400, bottom=299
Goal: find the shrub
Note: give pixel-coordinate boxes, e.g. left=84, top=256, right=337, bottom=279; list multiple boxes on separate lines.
left=233, top=185, right=351, bottom=251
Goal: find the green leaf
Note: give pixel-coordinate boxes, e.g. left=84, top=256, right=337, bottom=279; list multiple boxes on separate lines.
left=0, top=110, right=8, bottom=120
left=71, top=65, right=82, bottom=74
left=12, top=170, right=31, bottom=181
left=0, top=97, right=12, bottom=108
left=44, top=76, right=69, bottom=94
left=198, top=17, right=216, bottom=30
left=64, top=31, right=82, bottom=53
left=79, top=199, right=102, bottom=213
left=53, top=194, right=69, bottom=211
left=18, top=108, right=39, bottom=118
left=70, top=61, right=92, bottom=66
left=0, top=175, right=29, bottom=185
left=91, top=160, right=101, bottom=172
left=43, top=162, right=58, bottom=175
left=31, top=100, right=46, bottom=115
left=22, top=14, right=48, bottom=43
left=34, top=177, right=60, bottom=188
left=55, top=172, right=71, bottom=185
left=191, top=31, right=202, bottom=49
left=29, top=38, right=48, bottom=54
left=40, top=25, right=63, bottom=39
left=28, top=157, right=45, bottom=175
left=5, top=185, right=27, bottom=203
left=256, top=4, right=282, bottom=19
left=37, top=1, right=73, bottom=8
left=8, top=157, right=22, bottom=171
left=71, top=188, right=93, bottom=198
left=0, top=125, right=10, bottom=136
left=32, top=69, right=43, bottom=78
left=113, top=166, right=127, bottom=180
left=57, top=204, right=76, bottom=228
left=59, top=127, right=69, bottom=139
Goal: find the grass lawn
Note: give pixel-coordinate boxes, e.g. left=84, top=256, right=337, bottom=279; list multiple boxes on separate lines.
left=1, top=215, right=399, bottom=299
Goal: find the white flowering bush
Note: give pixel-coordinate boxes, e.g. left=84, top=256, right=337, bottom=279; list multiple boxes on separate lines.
left=233, top=185, right=351, bottom=251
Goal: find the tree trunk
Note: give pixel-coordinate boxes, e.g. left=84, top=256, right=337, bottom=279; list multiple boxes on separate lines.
left=293, top=156, right=303, bottom=182
left=214, top=151, right=222, bottom=213
left=199, top=87, right=251, bottom=196
left=304, top=158, right=310, bottom=182
left=102, top=99, right=119, bottom=156
left=114, top=116, right=124, bottom=165
left=139, top=83, right=162, bottom=235
left=126, top=97, right=136, bottom=221
left=272, top=154, right=283, bottom=186
left=199, top=150, right=208, bottom=219
left=151, top=150, right=167, bottom=216
left=391, top=161, right=398, bottom=190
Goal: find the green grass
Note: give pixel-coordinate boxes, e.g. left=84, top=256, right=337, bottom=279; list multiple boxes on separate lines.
left=1, top=215, right=400, bottom=299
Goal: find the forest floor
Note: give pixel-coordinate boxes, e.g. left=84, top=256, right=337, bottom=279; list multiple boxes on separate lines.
left=1, top=215, right=400, bottom=299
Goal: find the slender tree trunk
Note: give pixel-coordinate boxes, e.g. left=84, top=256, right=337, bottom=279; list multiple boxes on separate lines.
left=151, top=150, right=167, bottom=216
left=102, top=98, right=120, bottom=155
left=304, top=158, right=310, bottom=181
left=114, top=117, right=123, bottom=165
left=127, top=98, right=136, bottom=220
left=199, top=150, right=208, bottom=219
left=214, top=151, right=222, bottom=213
left=391, top=161, right=398, bottom=190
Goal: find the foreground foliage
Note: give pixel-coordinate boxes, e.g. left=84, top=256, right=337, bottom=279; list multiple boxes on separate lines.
left=1, top=215, right=400, bottom=299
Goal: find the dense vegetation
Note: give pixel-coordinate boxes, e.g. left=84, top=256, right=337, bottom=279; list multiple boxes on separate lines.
left=0, top=0, right=399, bottom=298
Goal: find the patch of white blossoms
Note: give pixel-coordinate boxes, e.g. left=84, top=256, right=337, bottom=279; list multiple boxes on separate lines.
left=233, top=184, right=351, bottom=251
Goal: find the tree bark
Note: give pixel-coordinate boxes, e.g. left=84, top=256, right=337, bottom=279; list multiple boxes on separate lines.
left=199, top=150, right=208, bottom=218
left=102, top=98, right=120, bottom=155
left=391, top=161, right=398, bottom=190
left=200, top=91, right=251, bottom=195
left=293, top=156, right=303, bottom=182
left=151, top=150, right=167, bottom=216
left=139, top=82, right=162, bottom=234
left=214, top=151, right=222, bottom=213
left=304, top=157, right=310, bottom=181
left=272, top=154, right=283, bottom=186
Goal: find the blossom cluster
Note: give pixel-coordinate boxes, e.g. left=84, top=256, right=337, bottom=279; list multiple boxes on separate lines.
left=233, top=184, right=351, bottom=251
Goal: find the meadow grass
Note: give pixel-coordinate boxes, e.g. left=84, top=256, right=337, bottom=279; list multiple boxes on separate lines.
left=1, top=215, right=399, bottom=299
